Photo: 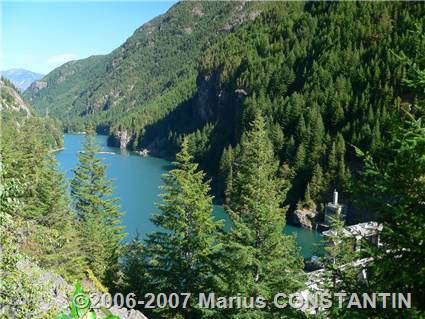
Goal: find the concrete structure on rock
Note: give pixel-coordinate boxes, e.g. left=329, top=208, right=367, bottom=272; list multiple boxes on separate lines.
left=323, top=189, right=347, bottom=226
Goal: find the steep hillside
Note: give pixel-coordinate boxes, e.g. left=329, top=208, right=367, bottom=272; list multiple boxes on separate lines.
left=1, top=77, right=33, bottom=118
left=1, top=77, right=63, bottom=150
left=25, top=1, right=425, bottom=220
left=0, top=81, right=146, bottom=318
left=1, top=69, right=44, bottom=91
left=25, top=1, right=262, bottom=135
left=193, top=1, right=424, bottom=212
left=111, top=1, right=425, bottom=217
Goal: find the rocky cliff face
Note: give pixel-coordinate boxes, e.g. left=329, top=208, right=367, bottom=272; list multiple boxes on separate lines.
left=193, top=68, right=246, bottom=145
left=5, top=259, right=148, bottom=319
left=29, top=80, right=48, bottom=92
left=193, top=71, right=221, bottom=123
left=292, top=208, right=319, bottom=230
left=108, top=130, right=132, bottom=149
left=0, top=79, right=32, bottom=117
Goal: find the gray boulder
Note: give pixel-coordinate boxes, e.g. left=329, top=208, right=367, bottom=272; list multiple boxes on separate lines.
left=292, top=208, right=318, bottom=229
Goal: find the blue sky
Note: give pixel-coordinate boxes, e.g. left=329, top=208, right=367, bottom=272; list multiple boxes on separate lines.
left=1, top=1, right=176, bottom=74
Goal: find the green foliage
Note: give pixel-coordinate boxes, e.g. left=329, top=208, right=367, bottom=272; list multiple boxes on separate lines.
left=1, top=103, right=84, bottom=282
left=22, top=154, right=87, bottom=281
left=320, top=214, right=361, bottom=318
left=353, top=60, right=425, bottom=317
left=24, top=2, right=256, bottom=136
left=0, top=161, right=38, bottom=318
left=70, top=134, right=126, bottom=285
left=218, top=144, right=234, bottom=202
left=333, top=31, right=425, bottom=318
left=196, top=1, right=425, bottom=210
left=219, top=114, right=304, bottom=318
left=120, top=235, right=147, bottom=298
left=0, top=147, right=60, bottom=318
left=57, top=282, right=120, bottom=319
left=25, top=2, right=425, bottom=213
left=135, top=138, right=223, bottom=318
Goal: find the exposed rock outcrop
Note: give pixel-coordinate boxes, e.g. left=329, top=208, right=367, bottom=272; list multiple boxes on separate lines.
left=0, top=79, right=32, bottom=117
left=13, top=260, right=148, bottom=319
left=194, top=72, right=220, bottom=123
left=30, top=80, right=48, bottom=91
left=292, top=208, right=319, bottom=230
left=109, top=130, right=132, bottom=149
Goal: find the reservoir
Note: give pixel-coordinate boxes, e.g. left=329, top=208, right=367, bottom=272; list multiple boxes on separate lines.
left=56, top=134, right=322, bottom=258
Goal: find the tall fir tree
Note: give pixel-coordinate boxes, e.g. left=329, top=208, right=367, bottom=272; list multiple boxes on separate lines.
left=1, top=122, right=85, bottom=281
left=308, top=109, right=325, bottom=167
left=218, top=145, right=234, bottom=203
left=24, top=156, right=86, bottom=281
left=120, top=234, right=149, bottom=299
left=143, top=138, right=223, bottom=319
left=321, top=213, right=360, bottom=319
left=70, top=133, right=125, bottom=285
left=221, top=113, right=304, bottom=317
left=309, top=163, right=324, bottom=202
left=353, top=59, right=425, bottom=318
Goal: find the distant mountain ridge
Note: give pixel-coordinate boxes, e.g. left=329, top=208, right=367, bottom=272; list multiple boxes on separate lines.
left=1, top=69, right=44, bottom=91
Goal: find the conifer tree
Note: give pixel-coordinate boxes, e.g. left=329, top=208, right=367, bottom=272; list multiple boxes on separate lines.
left=321, top=213, right=360, bottom=318
left=143, top=138, right=223, bottom=319
left=370, top=119, right=382, bottom=152
left=26, top=156, right=86, bottom=280
left=222, top=114, right=304, bottom=317
left=304, top=183, right=314, bottom=209
left=284, top=135, right=294, bottom=160
left=308, top=108, right=325, bottom=166
left=295, top=114, right=307, bottom=145
left=310, top=163, right=324, bottom=201
left=120, top=234, right=149, bottom=299
left=70, top=133, right=125, bottom=285
left=294, top=142, right=306, bottom=171
left=218, top=145, right=234, bottom=203
left=269, top=122, right=285, bottom=156
left=355, top=61, right=425, bottom=317
left=335, top=133, right=346, bottom=160
left=1, top=123, right=85, bottom=281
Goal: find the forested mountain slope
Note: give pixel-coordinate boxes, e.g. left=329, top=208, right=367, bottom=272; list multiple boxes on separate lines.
left=25, top=1, right=262, bottom=134
left=25, top=1, right=425, bottom=218
left=113, top=1, right=425, bottom=216
left=183, top=1, right=425, bottom=213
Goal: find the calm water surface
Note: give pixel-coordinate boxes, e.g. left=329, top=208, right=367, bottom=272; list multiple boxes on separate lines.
left=56, top=134, right=322, bottom=258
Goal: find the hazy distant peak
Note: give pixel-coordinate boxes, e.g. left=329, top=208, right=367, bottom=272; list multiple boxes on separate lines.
left=0, top=69, right=44, bottom=91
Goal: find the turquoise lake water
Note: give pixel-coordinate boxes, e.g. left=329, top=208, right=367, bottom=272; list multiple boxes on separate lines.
left=56, top=134, right=322, bottom=258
